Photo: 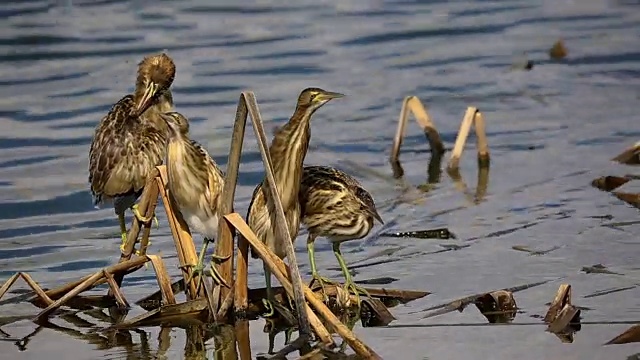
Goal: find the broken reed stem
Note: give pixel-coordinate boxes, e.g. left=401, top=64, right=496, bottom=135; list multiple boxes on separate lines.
left=102, top=270, right=129, bottom=308
left=390, top=96, right=445, bottom=165
left=229, top=212, right=382, bottom=359
left=109, top=170, right=159, bottom=293
left=29, top=256, right=148, bottom=306
left=474, top=112, right=490, bottom=166
left=20, top=273, right=53, bottom=306
left=156, top=166, right=203, bottom=300
left=226, top=213, right=332, bottom=346
left=447, top=107, right=491, bottom=171
left=448, top=107, right=476, bottom=171
left=0, top=273, right=54, bottom=306
left=215, top=94, right=248, bottom=311
left=0, top=273, right=20, bottom=302
left=242, top=91, right=311, bottom=338
left=34, top=271, right=103, bottom=322
left=235, top=320, right=252, bottom=360
left=231, top=213, right=383, bottom=351
left=232, top=95, right=251, bottom=315
left=33, top=256, right=150, bottom=322
left=147, top=255, right=177, bottom=306
left=137, top=181, right=160, bottom=256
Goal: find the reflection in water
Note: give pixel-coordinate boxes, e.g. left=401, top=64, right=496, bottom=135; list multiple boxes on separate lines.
left=0, top=306, right=368, bottom=359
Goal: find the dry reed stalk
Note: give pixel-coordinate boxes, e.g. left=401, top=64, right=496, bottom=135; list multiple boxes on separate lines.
left=109, top=170, right=159, bottom=296
left=147, top=255, right=177, bottom=305
left=0, top=273, right=54, bottom=306
left=137, top=179, right=160, bottom=256
left=19, top=273, right=53, bottom=306
left=235, top=319, right=252, bottom=360
left=229, top=95, right=251, bottom=315
left=214, top=95, right=248, bottom=308
left=242, top=91, right=311, bottom=338
left=156, top=165, right=203, bottom=300
left=31, top=256, right=148, bottom=306
left=102, top=270, right=129, bottom=308
left=119, top=169, right=158, bottom=258
left=0, top=273, right=19, bottom=301
left=216, top=284, right=235, bottom=320
left=34, top=270, right=105, bottom=322
left=447, top=107, right=490, bottom=171
left=390, top=96, right=445, bottom=166
left=225, top=213, right=383, bottom=356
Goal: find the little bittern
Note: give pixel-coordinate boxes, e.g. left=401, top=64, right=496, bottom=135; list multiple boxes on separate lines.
left=161, top=111, right=229, bottom=290
left=247, top=87, right=344, bottom=316
left=299, top=165, right=383, bottom=308
left=89, top=53, right=176, bottom=252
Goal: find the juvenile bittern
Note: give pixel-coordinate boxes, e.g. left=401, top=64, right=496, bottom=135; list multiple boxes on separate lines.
left=299, top=165, right=384, bottom=308
left=89, top=53, right=175, bottom=251
left=247, top=87, right=344, bottom=316
left=161, top=112, right=229, bottom=290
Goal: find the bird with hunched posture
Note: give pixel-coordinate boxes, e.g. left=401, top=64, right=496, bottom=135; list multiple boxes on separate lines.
left=160, top=111, right=229, bottom=290
left=247, top=87, right=344, bottom=316
left=89, top=53, right=175, bottom=252
left=299, top=165, right=384, bottom=308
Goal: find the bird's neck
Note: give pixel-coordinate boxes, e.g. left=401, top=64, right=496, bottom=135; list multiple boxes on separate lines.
left=267, top=104, right=314, bottom=210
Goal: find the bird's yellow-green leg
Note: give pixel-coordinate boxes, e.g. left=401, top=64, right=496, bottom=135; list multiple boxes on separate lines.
left=333, top=242, right=370, bottom=309
left=307, top=236, right=335, bottom=302
left=118, top=213, right=128, bottom=252
left=183, top=238, right=230, bottom=294
left=262, top=264, right=276, bottom=317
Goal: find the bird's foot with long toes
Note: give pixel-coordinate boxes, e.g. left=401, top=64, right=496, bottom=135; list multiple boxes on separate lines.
left=182, top=254, right=231, bottom=293
left=131, top=204, right=159, bottom=229
left=309, top=274, right=336, bottom=303
left=343, top=280, right=371, bottom=310
left=119, top=233, right=146, bottom=258
left=261, top=298, right=276, bottom=317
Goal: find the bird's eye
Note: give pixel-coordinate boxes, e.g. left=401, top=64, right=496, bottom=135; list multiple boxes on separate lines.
left=310, top=93, right=318, bottom=101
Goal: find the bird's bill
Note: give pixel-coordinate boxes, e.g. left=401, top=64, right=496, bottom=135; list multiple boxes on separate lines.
left=135, top=82, right=159, bottom=116
left=317, top=91, right=345, bottom=101
left=371, top=210, right=384, bottom=225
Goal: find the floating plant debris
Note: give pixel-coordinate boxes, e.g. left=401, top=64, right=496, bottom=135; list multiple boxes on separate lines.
left=380, top=227, right=456, bottom=239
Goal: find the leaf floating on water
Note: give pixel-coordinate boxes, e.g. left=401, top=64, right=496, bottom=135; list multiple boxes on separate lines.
left=549, top=39, right=568, bottom=60
left=544, top=284, right=582, bottom=343
left=592, top=175, right=634, bottom=192
left=438, top=244, right=469, bottom=251
left=613, top=191, right=640, bottom=209
left=581, top=264, right=625, bottom=276
left=355, top=277, right=397, bottom=285
left=413, top=280, right=550, bottom=319
left=605, top=324, right=640, bottom=345
left=612, top=142, right=640, bottom=165
left=474, top=290, right=518, bottom=324
left=512, top=245, right=561, bottom=256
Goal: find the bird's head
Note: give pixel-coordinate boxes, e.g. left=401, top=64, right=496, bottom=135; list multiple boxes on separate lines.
left=296, top=87, right=345, bottom=114
left=159, top=111, right=190, bottom=136
left=134, top=53, right=176, bottom=116
left=355, top=187, right=384, bottom=226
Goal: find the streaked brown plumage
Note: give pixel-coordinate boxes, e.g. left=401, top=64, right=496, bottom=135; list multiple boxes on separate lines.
left=246, top=87, right=344, bottom=315
left=161, top=111, right=229, bottom=289
left=88, top=53, right=176, bottom=251
left=300, top=165, right=383, bottom=305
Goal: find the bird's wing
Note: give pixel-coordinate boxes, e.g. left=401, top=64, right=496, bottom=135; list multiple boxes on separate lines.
left=89, top=96, right=138, bottom=199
